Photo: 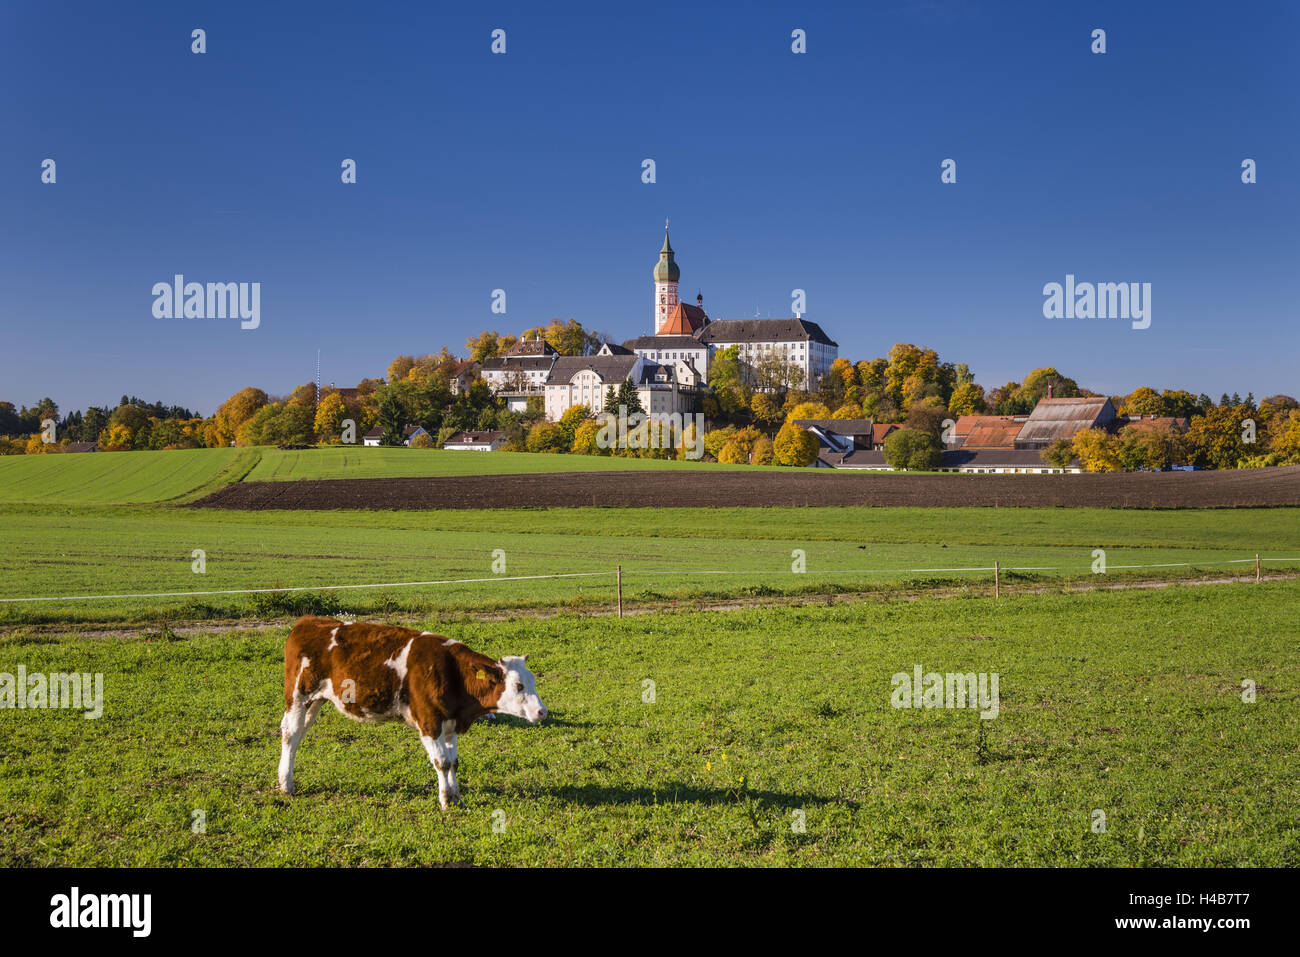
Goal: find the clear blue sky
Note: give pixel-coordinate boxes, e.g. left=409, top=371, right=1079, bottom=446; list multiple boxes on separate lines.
left=2, top=0, right=1296, bottom=415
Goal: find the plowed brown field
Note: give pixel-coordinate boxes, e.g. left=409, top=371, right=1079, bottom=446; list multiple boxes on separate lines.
left=189, top=465, right=1300, bottom=510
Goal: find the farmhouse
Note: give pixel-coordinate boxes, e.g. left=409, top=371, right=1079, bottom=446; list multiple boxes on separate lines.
left=65, top=441, right=98, bottom=453
left=443, top=430, right=505, bottom=451
left=363, top=424, right=428, bottom=447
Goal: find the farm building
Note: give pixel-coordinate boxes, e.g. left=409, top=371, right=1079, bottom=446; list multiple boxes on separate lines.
left=65, top=441, right=98, bottom=453
left=949, top=414, right=1029, bottom=449
left=1013, top=396, right=1117, bottom=450
left=362, top=425, right=428, bottom=447
left=443, top=430, right=505, bottom=451
left=1119, top=414, right=1190, bottom=433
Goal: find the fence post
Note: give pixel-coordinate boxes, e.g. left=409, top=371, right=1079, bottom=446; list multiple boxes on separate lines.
left=1256, top=553, right=1261, bottom=583
left=617, top=565, right=623, bottom=618
left=994, top=561, right=1000, bottom=600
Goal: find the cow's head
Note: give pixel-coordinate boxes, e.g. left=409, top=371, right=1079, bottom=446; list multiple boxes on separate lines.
left=495, top=655, right=547, bottom=724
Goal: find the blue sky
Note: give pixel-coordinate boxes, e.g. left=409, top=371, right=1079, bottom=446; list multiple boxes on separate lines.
left=2, top=0, right=1296, bottom=415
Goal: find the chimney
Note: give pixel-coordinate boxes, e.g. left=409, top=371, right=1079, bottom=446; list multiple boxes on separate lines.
left=1047, top=384, right=1054, bottom=399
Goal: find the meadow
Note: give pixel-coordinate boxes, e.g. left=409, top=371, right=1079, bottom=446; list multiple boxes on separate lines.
left=1, top=583, right=1296, bottom=866
left=0, top=446, right=767, bottom=507
left=1, top=501, right=1297, bottom=625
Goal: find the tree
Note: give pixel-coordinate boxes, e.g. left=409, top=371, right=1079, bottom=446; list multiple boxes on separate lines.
left=751, top=392, right=782, bottom=425
left=287, top=383, right=317, bottom=407
left=903, top=397, right=948, bottom=438
left=314, top=392, right=348, bottom=442
left=784, top=401, right=832, bottom=423
left=883, top=428, right=941, bottom=470
left=703, top=426, right=736, bottom=460
left=465, top=331, right=517, bottom=363
left=947, top=382, right=988, bottom=417
left=1071, top=428, right=1123, bottom=472
left=1263, top=409, right=1300, bottom=464
left=409, top=432, right=434, bottom=449
left=533, top=318, right=599, bottom=356
left=1118, top=424, right=1181, bottom=471
left=1183, top=403, right=1253, bottom=469
left=525, top=422, right=567, bottom=454
left=602, top=385, right=618, bottom=415
left=1041, top=439, right=1075, bottom=469
left=706, top=346, right=750, bottom=418
left=209, top=387, right=269, bottom=447
left=376, top=393, right=405, bottom=446
left=557, top=404, right=591, bottom=446
left=1122, top=386, right=1164, bottom=416
left=615, top=379, right=644, bottom=415
left=571, top=419, right=603, bottom=455
left=717, top=439, right=749, bottom=464
left=1017, top=367, right=1081, bottom=406
left=773, top=421, right=819, bottom=466
left=750, top=434, right=775, bottom=465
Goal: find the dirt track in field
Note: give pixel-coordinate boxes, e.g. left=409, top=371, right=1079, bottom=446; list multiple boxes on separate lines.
left=187, top=465, right=1300, bottom=510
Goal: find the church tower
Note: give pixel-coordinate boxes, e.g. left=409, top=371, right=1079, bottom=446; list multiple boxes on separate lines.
left=653, top=222, right=680, bottom=334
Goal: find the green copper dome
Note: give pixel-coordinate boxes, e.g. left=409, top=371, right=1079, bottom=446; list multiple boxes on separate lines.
left=653, top=230, right=680, bottom=282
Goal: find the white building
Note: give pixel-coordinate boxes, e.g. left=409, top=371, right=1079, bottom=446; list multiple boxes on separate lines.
left=443, top=430, right=506, bottom=451
left=631, top=227, right=838, bottom=391
left=479, top=337, right=557, bottom=411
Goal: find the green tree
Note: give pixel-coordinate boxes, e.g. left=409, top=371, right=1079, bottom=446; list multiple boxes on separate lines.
left=1041, top=439, right=1075, bottom=469
left=615, top=379, right=644, bottom=415
left=883, top=427, right=941, bottom=470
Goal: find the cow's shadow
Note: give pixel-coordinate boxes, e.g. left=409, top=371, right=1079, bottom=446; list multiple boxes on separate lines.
left=496, top=781, right=849, bottom=810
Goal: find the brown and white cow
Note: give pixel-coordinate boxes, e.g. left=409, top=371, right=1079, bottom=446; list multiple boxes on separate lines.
left=278, top=616, right=547, bottom=807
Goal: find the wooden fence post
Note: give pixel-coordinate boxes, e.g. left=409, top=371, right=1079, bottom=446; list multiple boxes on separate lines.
left=994, top=561, right=1000, bottom=600
left=1256, top=554, right=1261, bottom=582
left=617, top=565, right=623, bottom=618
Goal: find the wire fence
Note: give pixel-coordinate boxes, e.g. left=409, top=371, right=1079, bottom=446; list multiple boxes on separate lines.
left=1, top=556, right=1296, bottom=604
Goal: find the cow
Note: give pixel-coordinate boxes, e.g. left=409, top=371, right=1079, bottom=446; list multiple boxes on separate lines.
left=278, top=616, right=547, bottom=807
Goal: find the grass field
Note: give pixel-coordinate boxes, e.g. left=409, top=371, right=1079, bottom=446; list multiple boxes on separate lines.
left=2, top=502, right=1297, bottom=625
left=0, top=446, right=770, bottom=506
left=0, top=447, right=261, bottom=505
left=2, top=583, right=1296, bottom=866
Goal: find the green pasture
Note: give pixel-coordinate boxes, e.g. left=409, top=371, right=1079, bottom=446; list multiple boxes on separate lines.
left=1, top=503, right=1297, bottom=625
left=2, top=583, right=1296, bottom=866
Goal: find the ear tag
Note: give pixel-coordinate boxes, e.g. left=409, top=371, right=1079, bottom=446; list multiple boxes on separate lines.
left=476, top=669, right=486, bottom=680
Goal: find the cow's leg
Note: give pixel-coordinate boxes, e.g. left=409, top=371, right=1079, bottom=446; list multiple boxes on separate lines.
left=278, top=695, right=316, bottom=795
left=442, top=723, right=460, bottom=805
left=419, top=726, right=456, bottom=809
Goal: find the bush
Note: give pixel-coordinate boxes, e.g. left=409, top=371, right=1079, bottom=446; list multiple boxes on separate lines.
left=409, top=433, right=434, bottom=449
left=773, top=421, right=820, bottom=466
left=883, top=427, right=941, bottom=470
left=248, top=591, right=346, bottom=619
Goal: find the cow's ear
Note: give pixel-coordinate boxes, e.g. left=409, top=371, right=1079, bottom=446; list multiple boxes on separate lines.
left=521, top=653, right=529, bottom=663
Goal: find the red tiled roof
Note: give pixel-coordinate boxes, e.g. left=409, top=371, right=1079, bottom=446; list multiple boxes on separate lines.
left=658, top=302, right=709, bottom=335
